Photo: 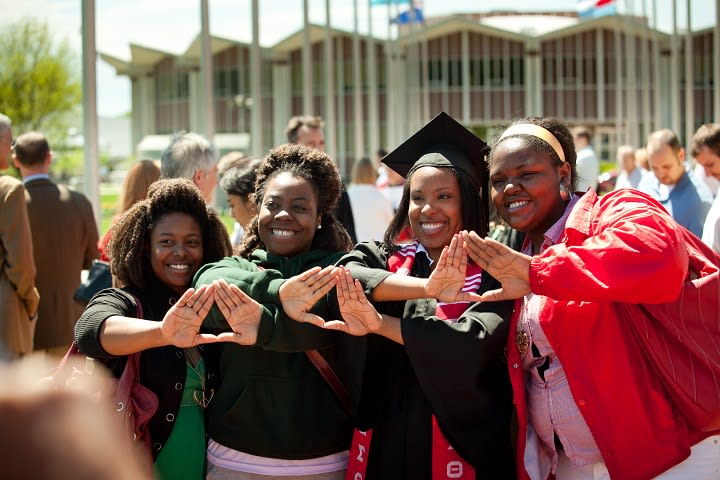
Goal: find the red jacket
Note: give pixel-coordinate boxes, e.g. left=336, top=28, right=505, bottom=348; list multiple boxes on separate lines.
left=508, top=189, right=715, bottom=480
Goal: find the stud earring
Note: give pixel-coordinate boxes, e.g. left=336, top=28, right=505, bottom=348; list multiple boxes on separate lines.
left=317, top=223, right=322, bottom=230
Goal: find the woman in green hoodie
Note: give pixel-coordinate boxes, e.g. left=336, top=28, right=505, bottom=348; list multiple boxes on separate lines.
left=194, top=143, right=360, bottom=479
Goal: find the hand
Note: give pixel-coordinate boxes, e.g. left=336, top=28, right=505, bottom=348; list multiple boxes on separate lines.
left=279, top=265, right=339, bottom=324
left=161, top=284, right=219, bottom=347
left=461, top=231, right=532, bottom=301
left=425, top=234, right=483, bottom=303
left=212, top=279, right=260, bottom=345
left=322, top=267, right=383, bottom=336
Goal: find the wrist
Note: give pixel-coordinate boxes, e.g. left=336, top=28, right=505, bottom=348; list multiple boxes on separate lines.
left=277, top=281, right=288, bottom=304
left=373, top=313, right=388, bottom=334
left=422, top=279, right=433, bottom=299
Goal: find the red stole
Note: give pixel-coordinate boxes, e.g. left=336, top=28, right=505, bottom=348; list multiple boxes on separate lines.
left=346, top=242, right=478, bottom=479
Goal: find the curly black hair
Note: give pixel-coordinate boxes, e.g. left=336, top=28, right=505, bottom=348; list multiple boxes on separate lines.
left=108, top=178, right=232, bottom=289
left=237, top=143, right=352, bottom=256
left=489, top=117, right=578, bottom=191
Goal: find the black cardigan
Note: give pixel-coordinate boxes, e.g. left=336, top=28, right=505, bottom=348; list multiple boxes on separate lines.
left=74, top=279, right=219, bottom=459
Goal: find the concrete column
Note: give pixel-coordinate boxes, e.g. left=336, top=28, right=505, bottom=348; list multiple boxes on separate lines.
left=336, top=37, right=347, bottom=175
left=596, top=29, right=606, bottom=122
left=302, top=0, right=313, bottom=115
left=625, top=26, right=639, bottom=146
left=130, top=77, right=143, bottom=148
left=273, top=63, right=292, bottom=147
left=421, top=38, right=430, bottom=123
left=652, top=0, right=662, bottom=129
left=366, top=2, right=379, bottom=159
left=640, top=0, right=652, bottom=138
left=188, top=71, right=200, bottom=133
left=461, top=30, right=470, bottom=123
left=250, top=0, right=263, bottom=156
left=324, top=0, right=337, bottom=161
left=684, top=0, right=694, bottom=145
left=199, top=0, right=214, bottom=141
left=441, top=36, right=449, bottom=112
left=503, top=38, right=511, bottom=118
left=81, top=0, right=100, bottom=230
left=670, top=0, right=681, bottom=136
left=352, top=0, right=364, bottom=162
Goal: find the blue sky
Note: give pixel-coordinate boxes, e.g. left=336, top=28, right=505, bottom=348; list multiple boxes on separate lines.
left=0, top=0, right=716, bottom=116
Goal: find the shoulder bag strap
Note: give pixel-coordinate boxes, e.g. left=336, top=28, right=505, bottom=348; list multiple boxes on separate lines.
left=305, top=349, right=352, bottom=414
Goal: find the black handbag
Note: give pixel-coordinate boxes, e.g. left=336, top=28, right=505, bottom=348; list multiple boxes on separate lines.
left=73, top=260, right=112, bottom=305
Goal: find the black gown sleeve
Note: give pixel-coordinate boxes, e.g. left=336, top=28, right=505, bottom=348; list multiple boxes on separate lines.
left=402, top=272, right=516, bottom=476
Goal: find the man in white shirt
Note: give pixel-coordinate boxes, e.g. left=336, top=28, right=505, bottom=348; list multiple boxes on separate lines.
left=572, top=126, right=599, bottom=193
left=692, top=124, right=720, bottom=252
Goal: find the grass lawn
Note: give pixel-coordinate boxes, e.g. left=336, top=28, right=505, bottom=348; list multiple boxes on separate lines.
left=99, top=184, right=235, bottom=238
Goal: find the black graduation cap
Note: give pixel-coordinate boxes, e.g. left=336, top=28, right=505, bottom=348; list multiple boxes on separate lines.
left=380, top=111, right=490, bottom=190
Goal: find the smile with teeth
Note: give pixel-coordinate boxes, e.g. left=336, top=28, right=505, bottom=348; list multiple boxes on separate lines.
left=421, top=222, right=445, bottom=233
left=169, top=264, right=189, bottom=271
left=508, top=200, right=529, bottom=210
left=272, top=229, right=296, bottom=237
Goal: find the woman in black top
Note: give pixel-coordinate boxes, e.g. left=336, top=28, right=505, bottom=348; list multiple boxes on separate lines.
left=74, top=178, right=232, bottom=479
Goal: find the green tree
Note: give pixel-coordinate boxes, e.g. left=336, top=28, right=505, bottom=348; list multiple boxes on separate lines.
left=0, top=18, right=81, bottom=139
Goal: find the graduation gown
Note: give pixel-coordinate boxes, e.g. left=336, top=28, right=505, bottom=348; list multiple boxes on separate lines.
left=339, top=241, right=515, bottom=479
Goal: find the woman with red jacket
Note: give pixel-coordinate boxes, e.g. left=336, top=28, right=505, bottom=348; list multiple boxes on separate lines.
left=462, top=117, right=720, bottom=480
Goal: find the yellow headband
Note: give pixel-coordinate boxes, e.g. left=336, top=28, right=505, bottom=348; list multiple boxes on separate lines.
left=498, top=124, right=566, bottom=163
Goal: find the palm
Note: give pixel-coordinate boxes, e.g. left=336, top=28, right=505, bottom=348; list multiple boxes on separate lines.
left=213, top=279, right=260, bottom=345
left=279, top=265, right=338, bottom=324
left=324, top=267, right=382, bottom=336
left=425, top=234, right=480, bottom=303
left=462, top=231, right=531, bottom=301
left=161, top=285, right=218, bottom=347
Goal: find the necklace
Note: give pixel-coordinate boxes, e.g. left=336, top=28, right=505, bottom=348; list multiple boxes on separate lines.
left=183, top=347, right=214, bottom=409
left=515, top=294, right=532, bottom=356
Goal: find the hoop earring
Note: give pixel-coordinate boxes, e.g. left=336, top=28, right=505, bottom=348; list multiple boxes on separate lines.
left=559, top=183, right=570, bottom=202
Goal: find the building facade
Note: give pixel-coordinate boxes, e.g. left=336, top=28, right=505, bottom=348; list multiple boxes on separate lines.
left=101, top=11, right=718, bottom=175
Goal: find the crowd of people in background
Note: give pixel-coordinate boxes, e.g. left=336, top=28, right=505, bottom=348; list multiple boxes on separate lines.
left=1, top=107, right=719, bottom=480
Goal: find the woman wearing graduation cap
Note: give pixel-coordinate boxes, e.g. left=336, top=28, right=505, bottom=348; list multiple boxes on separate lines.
left=320, top=112, right=515, bottom=478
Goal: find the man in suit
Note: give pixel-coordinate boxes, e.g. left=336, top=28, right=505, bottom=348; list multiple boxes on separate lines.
left=12, top=131, right=98, bottom=355
left=285, top=115, right=357, bottom=243
left=0, top=114, right=39, bottom=358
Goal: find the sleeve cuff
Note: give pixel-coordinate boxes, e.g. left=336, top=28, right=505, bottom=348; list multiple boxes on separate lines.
left=255, top=306, right=277, bottom=345
left=259, top=278, right=285, bottom=304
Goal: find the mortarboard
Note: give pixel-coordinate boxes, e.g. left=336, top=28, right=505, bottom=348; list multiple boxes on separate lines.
left=380, top=111, right=490, bottom=190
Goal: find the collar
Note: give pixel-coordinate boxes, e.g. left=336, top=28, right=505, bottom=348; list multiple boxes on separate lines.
left=415, top=241, right=433, bottom=265
left=522, top=194, right=582, bottom=255
left=22, top=173, right=50, bottom=184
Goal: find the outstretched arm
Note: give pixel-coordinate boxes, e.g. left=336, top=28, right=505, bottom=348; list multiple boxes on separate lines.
left=323, top=267, right=404, bottom=344
left=355, top=235, right=482, bottom=303
left=99, top=284, right=220, bottom=355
